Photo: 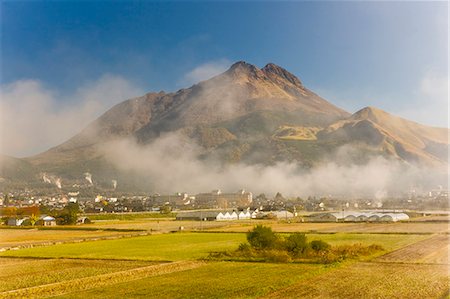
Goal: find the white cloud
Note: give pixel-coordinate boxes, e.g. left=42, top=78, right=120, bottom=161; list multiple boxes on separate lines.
left=182, top=59, right=230, bottom=86
left=398, top=71, right=449, bottom=127
left=100, top=132, right=446, bottom=197
left=0, top=75, right=144, bottom=157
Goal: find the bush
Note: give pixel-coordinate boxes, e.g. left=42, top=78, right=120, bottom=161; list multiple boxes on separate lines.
left=238, top=242, right=252, bottom=252
left=247, top=225, right=279, bottom=250
left=285, top=233, right=309, bottom=256
left=262, top=250, right=292, bottom=263
left=310, top=240, right=330, bottom=252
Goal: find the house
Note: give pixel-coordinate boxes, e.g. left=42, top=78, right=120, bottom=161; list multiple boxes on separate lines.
left=269, top=211, right=294, bottom=220
left=238, top=211, right=251, bottom=220
left=176, top=211, right=222, bottom=221
left=176, top=210, right=252, bottom=221
left=39, top=216, right=57, bottom=226
left=7, top=218, right=27, bottom=226
left=77, top=216, right=91, bottom=224
left=310, top=213, right=339, bottom=222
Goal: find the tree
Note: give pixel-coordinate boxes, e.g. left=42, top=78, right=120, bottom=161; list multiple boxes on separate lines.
left=285, top=233, right=308, bottom=256
left=57, top=203, right=80, bottom=225
left=310, top=240, right=330, bottom=252
left=247, top=225, right=279, bottom=249
left=160, top=205, right=172, bottom=214
left=29, top=213, right=39, bottom=226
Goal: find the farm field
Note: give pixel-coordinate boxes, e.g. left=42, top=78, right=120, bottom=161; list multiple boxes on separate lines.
left=54, top=262, right=330, bottom=299
left=0, top=228, right=142, bottom=249
left=0, top=222, right=448, bottom=298
left=73, top=217, right=450, bottom=235
left=211, top=221, right=450, bottom=234
left=83, top=219, right=234, bottom=232
left=375, top=234, right=449, bottom=264
left=0, top=232, right=429, bottom=261
left=0, top=258, right=156, bottom=292
left=263, top=262, right=449, bottom=299
left=0, top=232, right=247, bottom=261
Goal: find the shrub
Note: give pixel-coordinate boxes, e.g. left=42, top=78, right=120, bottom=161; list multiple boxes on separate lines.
left=262, top=250, right=292, bottom=263
left=310, top=240, right=331, bottom=252
left=238, top=242, right=252, bottom=252
left=285, top=233, right=309, bottom=256
left=247, top=225, right=279, bottom=250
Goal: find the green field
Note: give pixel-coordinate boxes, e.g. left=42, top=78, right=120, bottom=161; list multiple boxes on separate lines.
left=85, top=212, right=176, bottom=221
left=0, top=258, right=156, bottom=292
left=0, top=222, right=447, bottom=299
left=263, top=262, right=450, bottom=299
left=54, top=262, right=330, bottom=299
left=50, top=261, right=450, bottom=299
left=0, top=232, right=428, bottom=261
left=0, top=233, right=246, bottom=261
left=0, top=228, right=142, bottom=249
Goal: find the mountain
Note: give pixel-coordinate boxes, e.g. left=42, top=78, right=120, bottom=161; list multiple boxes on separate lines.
left=318, top=107, right=449, bottom=166
left=2, top=61, right=448, bottom=189
left=26, top=61, right=349, bottom=168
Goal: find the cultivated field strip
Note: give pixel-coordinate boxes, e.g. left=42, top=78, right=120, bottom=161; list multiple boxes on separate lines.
left=210, top=222, right=450, bottom=234
left=0, top=258, right=156, bottom=292
left=0, top=230, right=148, bottom=251
left=261, top=262, right=450, bottom=299
left=374, top=234, right=449, bottom=264
left=0, top=260, right=204, bottom=299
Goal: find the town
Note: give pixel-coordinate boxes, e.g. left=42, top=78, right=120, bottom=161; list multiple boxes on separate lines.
left=1, top=186, right=448, bottom=226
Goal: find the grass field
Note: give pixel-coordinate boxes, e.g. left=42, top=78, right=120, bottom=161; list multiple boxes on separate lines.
left=0, top=229, right=142, bottom=249
left=211, top=221, right=450, bottom=234
left=0, top=232, right=429, bottom=261
left=54, top=262, right=330, bottom=299
left=0, top=233, right=246, bottom=261
left=85, top=212, right=176, bottom=221
left=263, top=262, right=450, bottom=299
left=83, top=219, right=233, bottom=232
left=375, top=234, right=449, bottom=264
left=0, top=220, right=448, bottom=298
left=0, top=258, right=156, bottom=292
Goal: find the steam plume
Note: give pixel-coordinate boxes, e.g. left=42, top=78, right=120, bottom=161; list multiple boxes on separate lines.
left=84, top=172, right=93, bottom=185
left=55, top=178, right=62, bottom=189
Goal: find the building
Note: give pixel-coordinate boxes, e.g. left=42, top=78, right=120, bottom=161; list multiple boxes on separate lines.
left=7, top=218, right=27, bottom=226
left=310, top=211, right=409, bottom=223
left=195, top=190, right=253, bottom=209
left=176, top=210, right=253, bottom=221
left=38, top=216, right=57, bottom=226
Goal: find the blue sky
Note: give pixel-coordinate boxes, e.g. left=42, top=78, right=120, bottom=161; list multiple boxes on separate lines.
left=1, top=1, right=448, bottom=156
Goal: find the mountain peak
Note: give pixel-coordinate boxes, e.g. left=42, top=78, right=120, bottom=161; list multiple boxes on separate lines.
left=262, top=62, right=303, bottom=87
left=226, top=61, right=265, bottom=79
left=353, top=106, right=388, bottom=121
left=228, top=61, right=260, bottom=72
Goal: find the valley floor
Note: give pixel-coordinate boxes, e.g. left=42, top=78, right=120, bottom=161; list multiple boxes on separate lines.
left=0, top=220, right=448, bottom=298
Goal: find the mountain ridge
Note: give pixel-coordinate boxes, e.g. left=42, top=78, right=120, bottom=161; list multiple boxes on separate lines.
left=1, top=61, right=448, bottom=189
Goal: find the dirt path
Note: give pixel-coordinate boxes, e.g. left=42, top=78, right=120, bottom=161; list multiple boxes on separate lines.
left=0, top=260, right=205, bottom=299
left=374, top=234, right=449, bottom=264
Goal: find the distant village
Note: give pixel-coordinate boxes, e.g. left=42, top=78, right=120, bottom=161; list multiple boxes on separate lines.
left=0, top=185, right=448, bottom=227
